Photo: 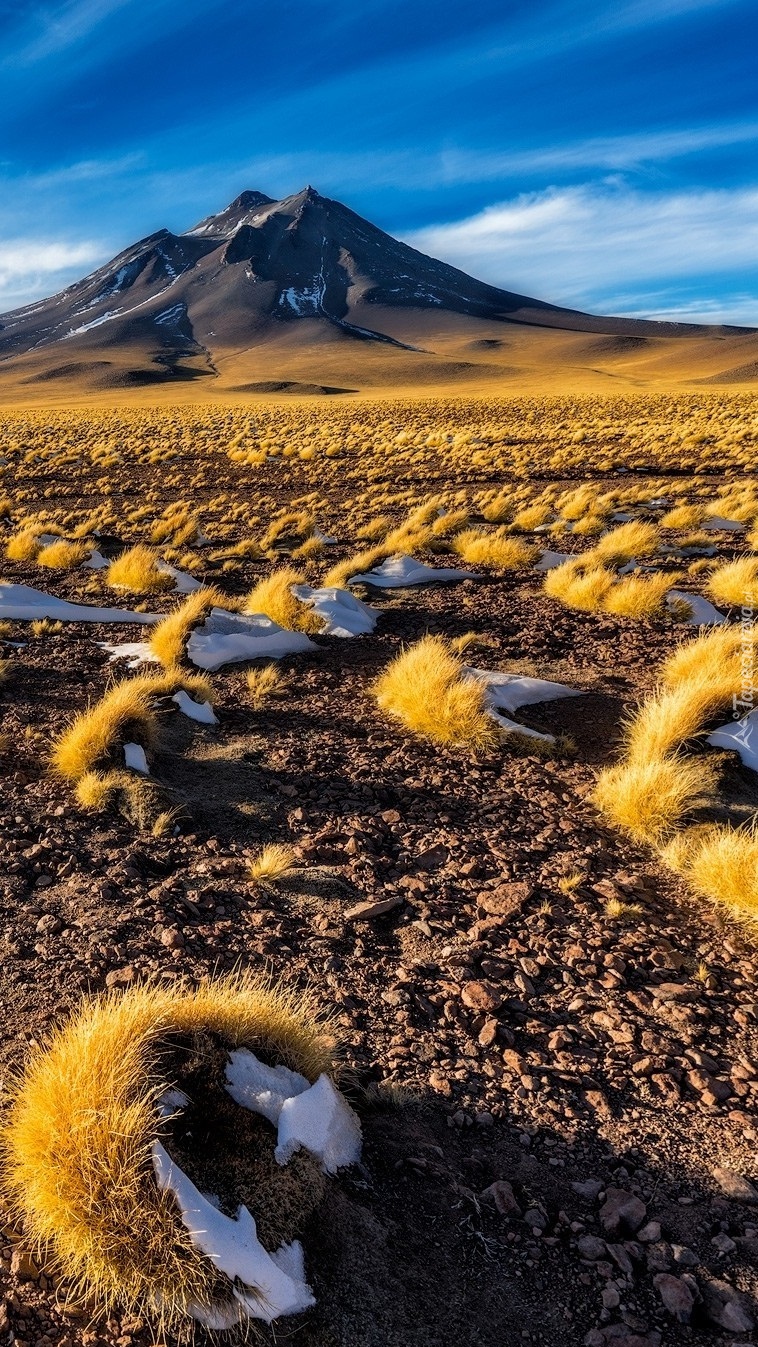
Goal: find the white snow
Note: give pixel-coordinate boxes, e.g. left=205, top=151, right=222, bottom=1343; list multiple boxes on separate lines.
left=292, top=584, right=378, bottom=637
left=225, top=1049, right=362, bottom=1175
left=159, top=563, right=202, bottom=594
left=225, top=1051, right=310, bottom=1125
left=100, top=640, right=158, bottom=667
left=466, top=669, right=583, bottom=716
left=152, top=1142, right=315, bottom=1326
left=186, top=608, right=316, bottom=671
left=347, top=553, right=475, bottom=588
left=83, top=549, right=109, bottom=570
left=172, top=690, right=218, bottom=724
left=124, top=742, right=149, bottom=773
left=487, top=712, right=555, bottom=742
left=0, top=582, right=159, bottom=625
left=534, top=550, right=573, bottom=571
left=702, top=515, right=746, bottom=532
left=707, top=708, right=758, bottom=771
left=275, top=1074, right=364, bottom=1175
left=64, top=309, right=122, bottom=337
left=666, top=590, right=727, bottom=625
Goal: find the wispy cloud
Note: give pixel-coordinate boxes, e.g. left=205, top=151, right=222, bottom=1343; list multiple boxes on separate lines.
left=406, top=182, right=758, bottom=323
left=9, top=0, right=136, bottom=63
left=0, top=239, right=103, bottom=311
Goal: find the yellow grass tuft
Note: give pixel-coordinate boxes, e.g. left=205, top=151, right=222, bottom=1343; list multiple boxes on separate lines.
left=52, top=680, right=156, bottom=782
left=592, top=754, right=717, bottom=844
left=106, top=545, right=173, bottom=594
left=592, top=520, right=660, bottom=565
left=37, top=539, right=90, bottom=570
left=6, top=528, right=41, bottom=562
left=544, top=559, right=617, bottom=611
left=511, top=503, right=553, bottom=532
left=246, top=664, right=286, bottom=709
left=663, top=825, right=758, bottom=919
left=243, top=566, right=320, bottom=633
left=452, top=528, right=538, bottom=570
left=705, top=556, right=758, bottom=608
left=602, top=572, right=674, bottom=618
left=659, top=504, right=704, bottom=530
left=148, top=587, right=228, bottom=668
left=248, top=842, right=296, bottom=884
left=373, top=635, right=497, bottom=747
left=0, top=976, right=332, bottom=1327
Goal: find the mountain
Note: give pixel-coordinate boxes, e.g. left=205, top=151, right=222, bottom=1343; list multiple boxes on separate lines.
left=0, top=186, right=756, bottom=396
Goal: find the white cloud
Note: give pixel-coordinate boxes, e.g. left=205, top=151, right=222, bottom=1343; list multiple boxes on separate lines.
left=406, top=182, right=758, bottom=323
left=0, top=239, right=104, bottom=312
left=10, top=0, right=136, bottom=64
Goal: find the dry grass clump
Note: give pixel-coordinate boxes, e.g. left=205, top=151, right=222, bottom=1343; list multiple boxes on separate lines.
left=602, top=572, right=673, bottom=618
left=243, top=567, right=321, bottom=633
left=6, top=528, right=41, bottom=562
left=544, top=560, right=617, bottom=611
left=592, top=520, right=660, bottom=565
left=705, top=556, right=758, bottom=608
left=37, top=539, right=90, bottom=570
left=322, top=545, right=388, bottom=589
left=663, top=826, right=758, bottom=918
left=246, top=665, right=286, bottom=709
left=106, top=545, right=173, bottom=594
left=452, top=529, right=537, bottom=570
left=0, top=976, right=331, bottom=1327
left=374, top=635, right=497, bottom=748
left=660, top=504, right=704, bottom=530
left=52, top=671, right=213, bottom=782
left=149, top=587, right=228, bottom=668
left=593, top=755, right=716, bottom=844
left=248, top=843, right=296, bottom=884
left=511, top=503, right=553, bottom=532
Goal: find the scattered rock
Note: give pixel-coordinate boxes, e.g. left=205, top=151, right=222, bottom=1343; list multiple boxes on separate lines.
left=599, top=1187, right=647, bottom=1236
left=653, top=1273, right=694, bottom=1324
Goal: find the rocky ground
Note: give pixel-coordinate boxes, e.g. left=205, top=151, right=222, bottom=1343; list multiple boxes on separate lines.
left=1, top=468, right=758, bottom=1347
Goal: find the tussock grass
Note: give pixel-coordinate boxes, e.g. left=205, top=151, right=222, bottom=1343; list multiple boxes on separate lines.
left=248, top=843, right=296, bottom=884
left=6, top=528, right=41, bottom=562
left=660, top=504, right=704, bottom=529
left=374, top=635, right=497, bottom=747
left=322, top=545, right=388, bottom=589
left=663, top=825, right=758, bottom=919
left=0, top=976, right=331, bottom=1327
left=246, top=665, right=286, bottom=709
left=544, top=560, right=617, bottom=611
left=511, top=503, right=553, bottom=532
left=149, top=587, right=228, bottom=668
left=592, top=520, right=660, bottom=565
left=705, top=556, right=758, bottom=608
left=243, top=566, right=321, bottom=633
left=106, top=545, right=173, bottom=594
left=452, top=528, right=537, bottom=570
left=602, top=571, right=674, bottom=618
left=37, top=539, right=90, bottom=570
left=593, top=755, right=717, bottom=844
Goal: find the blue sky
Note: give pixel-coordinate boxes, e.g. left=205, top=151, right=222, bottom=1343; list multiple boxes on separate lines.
left=1, top=0, right=757, bottom=321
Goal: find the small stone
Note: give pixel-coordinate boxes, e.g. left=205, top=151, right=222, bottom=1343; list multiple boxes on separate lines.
left=599, top=1187, right=647, bottom=1236
left=577, top=1235, right=607, bottom=1260
left=701, top=1277, right=755, bottom=1333
left=35, top=913, right=62, bottom=935
left=712, top=1165, right=758, bottom=1204
left=572, top=1178, right=604, bottom=1201
left=11, top=1248, right=38, bottom=1280
left=344, top=895, right=403, bottom=921
left=461, top=980, right=501, bottom=1013
left=671, top=1244, right=699, bottom=1267
left=160, top=928, right=184, bottom=949
left=481, top=1180, right=521, bottom=1217
left=637, top=1221, right=661, bottom=1243
left=653, top=1273, right=694, bottom=1324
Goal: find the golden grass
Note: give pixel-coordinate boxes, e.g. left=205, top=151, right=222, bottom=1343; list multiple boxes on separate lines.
left=602, top=571, right=674, bottom=618
left=373, top=635, right=497, bottom=747
left=242, top=566, right=321, bottom=633
left=544, top=559, right=617, bottom=611
left=511, top=503, right=553, bottom=531
left=705, top=556, right=758, bottom=608
left=0, top=975, right=331, bottom=1327
left=660, top=504, right=704, bottom=529
left=624, top=680, right=735, bottom=762
left=592, top=520, right=660, bottom=565
left=6, top=528, right=41, bottom=562
left=248, top=843, right=296, bottom=883
left=663, top=825, right=758, bottom=918
left=37, top=539, right=90, bottom=570
left=322, top=545, right=388, bottom=589
left=592, top=754, right=717, bottom=844
left=106, top=545, right=173, bottom=594
left=246, top=665, right=286, bottom=709
left=148, top=587, right=227, bottom=668
left=52, top=670, right=214, bottom=781
left=451, top=528, right=537, bottom=570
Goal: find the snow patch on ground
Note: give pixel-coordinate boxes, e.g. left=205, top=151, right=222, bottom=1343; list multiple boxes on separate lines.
left=292, top=585, right=378, bottom=637
left=172, top=690, right=217, bottom=724
left=702, top=515, right=746, bottom=532
left=707, top=708, right=758, bottom=771
left=152, top=1143, right=315, bottom=1326
left=225, top=1052, right=310, bottom=1125
left=123, top=742, right=149, bottom=773
left=100, top=641, right=158, bottom=667
left=466, top=668, right=583, bottom=744
left=186, top=608, right=316, bottom=671
left=0, top=583, right=159, bottom=625
left=348, top=554, right=474, bottom=587
left=666, top=590, right=727, bottom=625
left=534, top=550, right=572, bottom=572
